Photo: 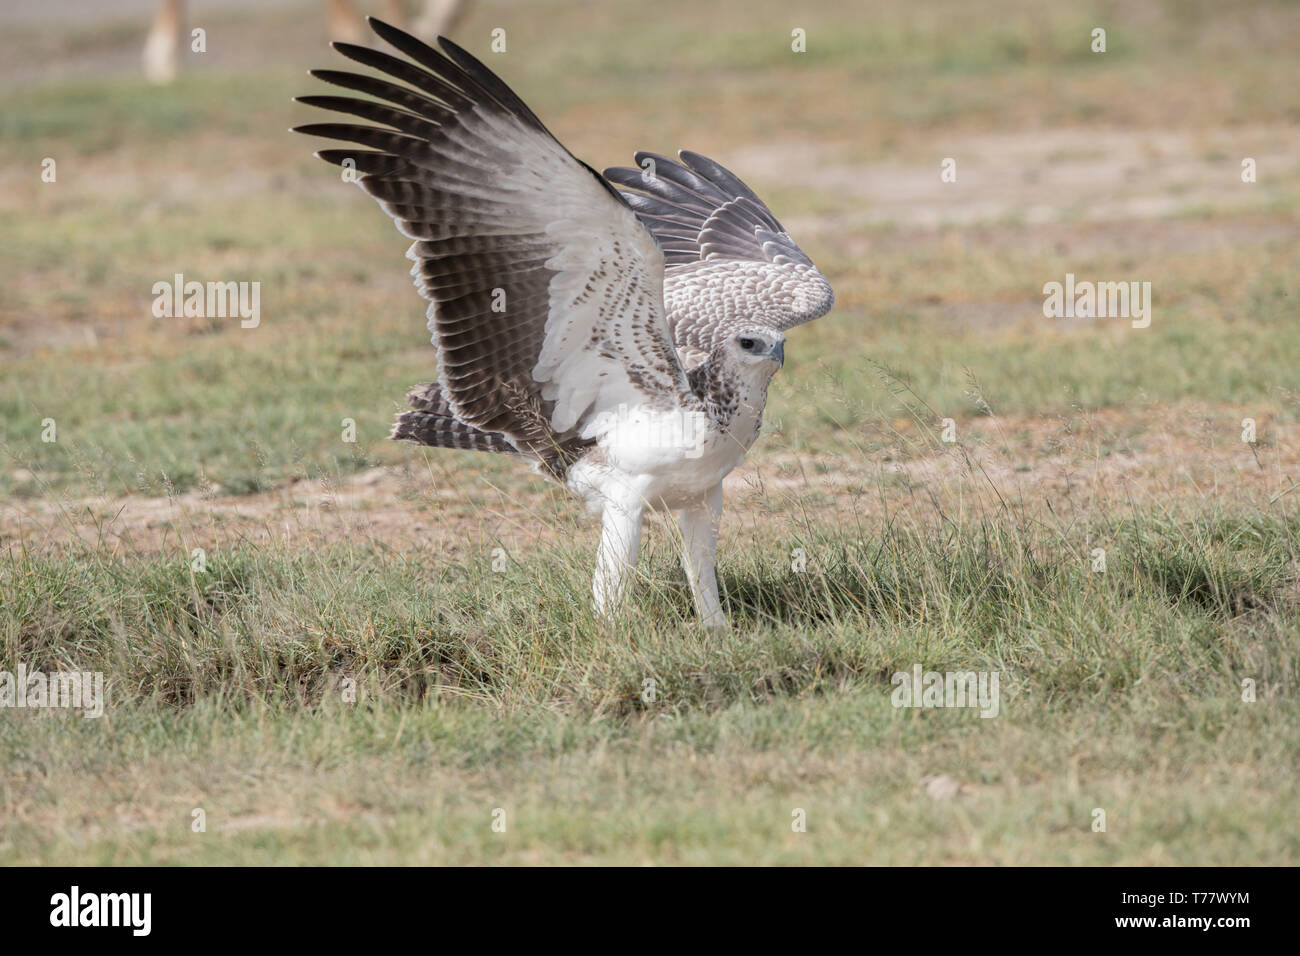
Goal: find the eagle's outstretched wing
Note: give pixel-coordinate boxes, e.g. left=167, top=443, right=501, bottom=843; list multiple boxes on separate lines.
left=603, top=151, right=834, bottom=369
left=293, top=18, right=692, bottom=455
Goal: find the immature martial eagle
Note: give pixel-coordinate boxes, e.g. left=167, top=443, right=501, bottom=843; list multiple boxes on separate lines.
left=294, top=19, right=834, bottom=627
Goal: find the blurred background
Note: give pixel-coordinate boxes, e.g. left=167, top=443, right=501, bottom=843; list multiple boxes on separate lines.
left=2, top=0, right=1298, bottom=518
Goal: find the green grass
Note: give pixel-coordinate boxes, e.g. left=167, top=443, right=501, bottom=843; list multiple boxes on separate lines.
left=4, top=220, right=1298, bottom=495
left=3, top=504, right=1297, bottom=864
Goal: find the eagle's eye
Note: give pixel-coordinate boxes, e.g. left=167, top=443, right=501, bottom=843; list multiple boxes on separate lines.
left=738, top=337, right=756, bottom=351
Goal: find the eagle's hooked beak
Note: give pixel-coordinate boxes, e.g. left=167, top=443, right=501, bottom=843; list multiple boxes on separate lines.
left=769, top=340, right=785, bottom=367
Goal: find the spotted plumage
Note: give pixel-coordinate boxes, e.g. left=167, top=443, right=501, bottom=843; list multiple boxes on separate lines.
left=295, top=19, right=834, bottom=627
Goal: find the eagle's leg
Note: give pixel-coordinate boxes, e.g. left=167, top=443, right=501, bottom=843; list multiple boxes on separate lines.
left=592, top=501, right=644, bottom=620
left=677, top=483, right=727, bottom=629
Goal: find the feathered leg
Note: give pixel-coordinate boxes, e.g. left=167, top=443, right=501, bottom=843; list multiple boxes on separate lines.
left=593, top=501, right=643, bottom=620
left=677, top=483, right=726, bottom=629
left=379, top=0, right=409, bottom=30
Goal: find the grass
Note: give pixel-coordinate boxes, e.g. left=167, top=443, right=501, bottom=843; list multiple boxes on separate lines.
left=2, top=0, right=1299, bottom=864
left=4, top=502, right=1298, bottom=864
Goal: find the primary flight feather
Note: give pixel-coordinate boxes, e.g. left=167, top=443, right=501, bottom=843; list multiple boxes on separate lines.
left=294, top=18, right=834, bottom=627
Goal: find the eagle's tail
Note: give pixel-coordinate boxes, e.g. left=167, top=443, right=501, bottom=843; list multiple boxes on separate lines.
left=390, top=383, right=517, bottom=455
left=389, top=411, right=517, bottom=453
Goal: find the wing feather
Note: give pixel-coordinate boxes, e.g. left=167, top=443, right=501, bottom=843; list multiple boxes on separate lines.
left=295, top=18, right=692, bottom=454
left=603, top=150, right=834, bottom=366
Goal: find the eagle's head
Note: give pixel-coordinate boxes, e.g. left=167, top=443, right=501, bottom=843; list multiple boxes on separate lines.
left=693, top=328, right=787, bottom=424
left=728, top=329, right=785, bottom=371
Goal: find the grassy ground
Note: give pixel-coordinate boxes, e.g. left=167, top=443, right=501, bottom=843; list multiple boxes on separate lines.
left=2, top=0, right=1298, bottom=864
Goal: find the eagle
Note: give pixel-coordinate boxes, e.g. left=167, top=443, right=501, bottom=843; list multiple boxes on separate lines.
left=294, top=19, right=834, bottom=628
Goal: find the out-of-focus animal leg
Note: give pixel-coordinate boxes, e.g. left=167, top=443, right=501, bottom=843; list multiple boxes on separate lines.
left=677, top=483, right=726, bottom=629
left=142, top=0, right=183, bottom=85
left=413, top=0, right=466, bottom=39
left=324, top=0, right=365, bottom=43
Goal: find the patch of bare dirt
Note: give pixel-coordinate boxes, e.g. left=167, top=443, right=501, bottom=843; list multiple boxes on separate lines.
left=742, top=401, right=1299, bottom=527
left=768, top=125, right=1300, bottom=236
left=0, top=459, right=583, bottom=561
left=4, top=401, right=1295, bottom=560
